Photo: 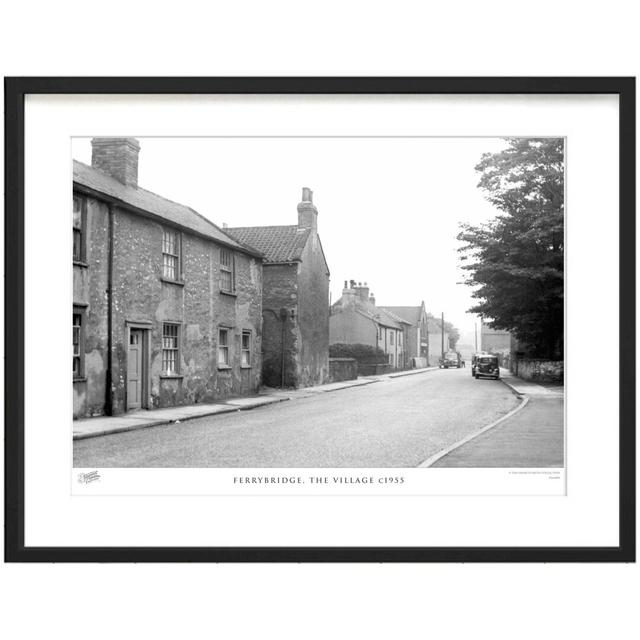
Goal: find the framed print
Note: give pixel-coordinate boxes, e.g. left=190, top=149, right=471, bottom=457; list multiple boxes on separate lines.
left=4, top=77, right=635, bottom=562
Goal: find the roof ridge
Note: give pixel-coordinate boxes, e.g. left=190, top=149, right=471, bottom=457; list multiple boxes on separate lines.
left=72, top=159, right=260, bottom=256
left=75, top=160, right=219, bottom=230
left=226, top=224, right=299, bottom=231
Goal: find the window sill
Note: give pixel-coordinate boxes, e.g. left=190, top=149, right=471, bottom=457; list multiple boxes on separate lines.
left=240, top=365, right=252, bottom=369
left=161, top=277, right=185, bottom=287
left=73, top=377, right=87, bottom=383
left=219, top=290, right=237, bottom=297
left=159, top=374, right=184, bottom=380
left=73, top=260, right=89, bottom=268
left=217, top=365, right=232, bottom=371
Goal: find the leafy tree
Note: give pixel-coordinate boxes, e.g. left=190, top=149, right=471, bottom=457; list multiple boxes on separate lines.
left=458, top=138, right=564, bottom=358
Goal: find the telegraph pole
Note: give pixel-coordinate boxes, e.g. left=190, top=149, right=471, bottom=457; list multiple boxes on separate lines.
left=474, top=321, right=478, bottom=352
left=441, top=312, right=445, bottom=359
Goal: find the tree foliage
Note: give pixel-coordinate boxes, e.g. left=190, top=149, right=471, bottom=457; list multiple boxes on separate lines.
left=458, top=138, right=564, bottom=358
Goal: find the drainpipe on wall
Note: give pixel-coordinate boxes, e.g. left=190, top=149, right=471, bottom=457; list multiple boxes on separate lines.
left=105, top=203, right=114, bottom=416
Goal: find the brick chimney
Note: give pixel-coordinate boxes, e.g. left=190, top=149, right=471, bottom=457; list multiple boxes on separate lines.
left=354, top=282, right=370, bottom=302
left=91, top=137, right=140, bottom=186
left=340, top=280, right=358, bottom=306
left=297, top=187, right=318, bottom=231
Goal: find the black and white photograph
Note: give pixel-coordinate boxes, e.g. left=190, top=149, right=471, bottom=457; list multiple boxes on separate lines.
left=6, top=77, right=632, bottom=563
left=71, top=135, right=564, bottom=472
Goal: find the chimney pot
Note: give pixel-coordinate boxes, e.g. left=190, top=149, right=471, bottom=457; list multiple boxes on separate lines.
left=297, top=186, right=318, bottom=231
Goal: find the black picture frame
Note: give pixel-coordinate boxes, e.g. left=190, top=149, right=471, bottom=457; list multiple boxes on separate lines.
left=4, top=76, right=635, bottom=563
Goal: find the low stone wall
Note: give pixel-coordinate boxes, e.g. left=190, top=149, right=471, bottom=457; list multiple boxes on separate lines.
left=514, top=358, right=564, bottom=383
left=357, top=363, right=392, bottom=376
left=329, top=357, right=358, bottom=382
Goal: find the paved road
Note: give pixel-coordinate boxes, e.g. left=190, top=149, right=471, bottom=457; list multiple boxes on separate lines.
left=73, top=368, right=519, bottom=468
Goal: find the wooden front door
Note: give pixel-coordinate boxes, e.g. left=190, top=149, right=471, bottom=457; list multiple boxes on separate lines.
left=127, top=328, right=144, bottom=410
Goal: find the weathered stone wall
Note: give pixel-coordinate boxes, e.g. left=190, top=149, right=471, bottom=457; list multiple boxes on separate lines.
left=328, top=357, right=358, bottom=382
left=73, top=194, right=110, bottom=418
left=514, top=358, right=564, bottom=383
left=297, top=233, right=330, bottom=387
left=261, top=263, right=299, bottom=388
left=74, top=194, right=262, bottom=418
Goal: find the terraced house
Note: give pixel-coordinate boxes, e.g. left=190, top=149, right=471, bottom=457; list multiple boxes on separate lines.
left=72, top=137, right=263, bottom=418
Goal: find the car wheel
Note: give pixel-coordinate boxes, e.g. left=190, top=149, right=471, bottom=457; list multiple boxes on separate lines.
left=475, top=374, right=479, bottom=379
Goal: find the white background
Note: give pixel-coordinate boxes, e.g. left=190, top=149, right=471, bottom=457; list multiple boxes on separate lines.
left=1, top=2, right=638, bottom=640
left=27, top=94, right=607, bottom=544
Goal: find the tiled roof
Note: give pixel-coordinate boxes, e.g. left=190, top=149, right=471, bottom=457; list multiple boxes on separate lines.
left=225, top=225, right=311, bottom=263
left=379, top=306, right=421, bottom=325
left=73, top=160, right=257, bottom=255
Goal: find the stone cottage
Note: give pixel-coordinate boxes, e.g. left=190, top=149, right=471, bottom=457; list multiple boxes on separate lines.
left=330, top=281, right=410, bottom=370
left=73, top=137, right=264, bottom=418
left=226, top=188, right=330, bottom=388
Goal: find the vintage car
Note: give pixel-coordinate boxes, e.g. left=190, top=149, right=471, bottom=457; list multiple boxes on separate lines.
left=473, top=354, right=500, bottom=380
left=440, top=351, right=461, bottom=369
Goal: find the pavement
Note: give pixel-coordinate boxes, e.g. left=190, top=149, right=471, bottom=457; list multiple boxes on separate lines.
left=426, top=369, right=564, bottom=468
left=73, top=366, right=438, bottom=440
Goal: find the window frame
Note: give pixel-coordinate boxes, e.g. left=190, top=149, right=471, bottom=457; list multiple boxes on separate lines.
left=161, top=322, right=181, bottom=375
left=241, top=330, right=252, bottom=368
left=72, top=193, right=87, bottom=264
left=218, top=326, right=231, bottom=368
left=162, top=227, right=182, bottom=282
left=72, top=307, right=85, bottom=380
left=219, top=247, right=235, bottom=293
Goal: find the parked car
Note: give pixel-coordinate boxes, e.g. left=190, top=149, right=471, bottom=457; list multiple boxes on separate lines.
left=474, top=354, right=500, bottom=380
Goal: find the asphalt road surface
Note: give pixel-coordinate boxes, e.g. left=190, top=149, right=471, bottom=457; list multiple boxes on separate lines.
left=73, top=368, right=519, bottom=468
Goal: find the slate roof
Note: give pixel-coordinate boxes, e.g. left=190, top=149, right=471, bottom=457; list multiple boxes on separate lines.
left=362, top=307, right=408, bottom=329
left=331, top=297, right=407, bottom=330
left=379, top=306, right=422, bottom=325
left=73, top=160, right=258, bottom=256
left=225, top=225, right=311, bottom=263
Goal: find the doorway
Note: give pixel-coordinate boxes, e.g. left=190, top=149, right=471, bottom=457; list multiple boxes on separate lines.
left=127, top=327, right=149, bottom=410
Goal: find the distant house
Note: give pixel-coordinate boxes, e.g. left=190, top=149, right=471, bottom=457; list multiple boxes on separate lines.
left=226, top=188, right=330, bottom=388
left=379, top=302, right=429, bottom=367
left=481, top=320, right=512, bottom=366
left=330, top=281, right=410, bottom=370
left=73, top=138, right=264, bottom=419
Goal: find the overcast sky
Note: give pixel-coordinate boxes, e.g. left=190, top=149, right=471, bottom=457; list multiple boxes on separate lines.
left=72, top=136, right=507, bottom=344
